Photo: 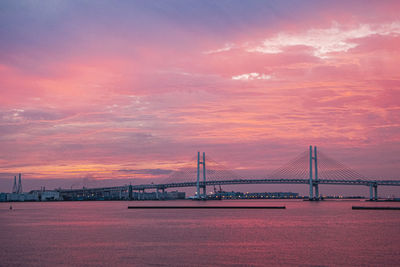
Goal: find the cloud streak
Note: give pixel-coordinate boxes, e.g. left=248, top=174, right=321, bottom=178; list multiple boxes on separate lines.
left=246, top=22, right=400, bottom=58
left=232, top=73, right=272, bottom=81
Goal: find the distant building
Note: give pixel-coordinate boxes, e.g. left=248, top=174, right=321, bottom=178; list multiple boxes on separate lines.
left=131, top=190, right=185, bottom=200
left=6, top=193, right=22, bottom=202
left=2, top=192, right=39, bottom=202
left=38, top=191, right=61, bottom=201
left=56, top=187, right=186, bottom=201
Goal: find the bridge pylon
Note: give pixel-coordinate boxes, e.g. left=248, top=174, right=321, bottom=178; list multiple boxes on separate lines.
left=196, top=152, right=206, bottom=199
left=309, top=146, right=320, bottom=200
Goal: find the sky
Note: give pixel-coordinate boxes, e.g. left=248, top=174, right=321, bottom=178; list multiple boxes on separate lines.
left=0, top=1, right=399, bottom=195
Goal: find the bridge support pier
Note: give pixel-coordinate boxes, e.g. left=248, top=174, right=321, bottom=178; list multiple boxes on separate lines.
left=138, top=189, right=145, bottom=200
left=369, top=184, right=378, bottom=201
left=313, top=184, right=319, bottom=200
left=369, top=184, right=373, bottom=200
left=156, top=188, right=165, bottom=200
left=128, top=185, right=132, bottom=200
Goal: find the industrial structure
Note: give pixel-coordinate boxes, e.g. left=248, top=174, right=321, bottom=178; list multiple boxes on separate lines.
left=3, top=173, right=36, bottom=201
left=12, top=173, right=23, bottom=194
left=0, top=174, right=61, bottom=202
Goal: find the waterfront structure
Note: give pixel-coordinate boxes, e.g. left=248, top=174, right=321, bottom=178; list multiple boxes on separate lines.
left=0, top=174, right=61, bottom=202
left=2, top=147, right=400, bottom=201
left=0, top=190, right=61, bottom=202
left=55, top=188, right=185, bottom=201
left=1, top=192, right=39, bottom=202
left=38, top=190, right=61, bottom=201
left=131, top=190, right=185, bottom=200
left=121, top=147, right=400, bottom=200
left=1, top=173, right=39, bottom=201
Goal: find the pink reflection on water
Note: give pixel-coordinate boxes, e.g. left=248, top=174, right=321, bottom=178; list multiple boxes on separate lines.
left=0, top=200, right=399, bottom=266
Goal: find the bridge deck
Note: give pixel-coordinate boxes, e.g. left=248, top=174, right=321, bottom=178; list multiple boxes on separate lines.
left=58, top=178, right=400, bottom=194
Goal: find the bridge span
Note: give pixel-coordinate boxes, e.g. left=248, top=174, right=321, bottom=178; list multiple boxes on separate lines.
left=58, top=178, right=400, bottom=201
left=58, top=146, right=400, bottom=201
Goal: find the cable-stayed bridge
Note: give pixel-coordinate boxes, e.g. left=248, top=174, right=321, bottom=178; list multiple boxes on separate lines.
left=58, top=146, right=400, bottom=201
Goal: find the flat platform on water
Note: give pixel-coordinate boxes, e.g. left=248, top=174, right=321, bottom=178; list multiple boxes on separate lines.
left=128, top=206, right=286, bottom=209
left=352, top=206, right=400, bottom=210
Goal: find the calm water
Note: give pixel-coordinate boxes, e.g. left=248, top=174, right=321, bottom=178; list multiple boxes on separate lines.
left=1, top=200, right=399, bottom=266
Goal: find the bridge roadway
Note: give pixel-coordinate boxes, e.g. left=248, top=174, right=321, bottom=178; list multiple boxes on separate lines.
left=58, top=178, right=400, bottom=194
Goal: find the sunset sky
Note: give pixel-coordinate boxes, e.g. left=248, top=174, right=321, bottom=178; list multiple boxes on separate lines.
left=0, top=1, right=399, bottom=193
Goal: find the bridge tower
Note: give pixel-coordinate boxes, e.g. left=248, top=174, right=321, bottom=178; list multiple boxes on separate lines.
left=309, top=146, right=319, bottom=200
left=196, top=152, right=206, bottom=199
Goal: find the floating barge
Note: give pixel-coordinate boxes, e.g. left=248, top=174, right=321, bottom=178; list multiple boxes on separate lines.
left=128, top=206, right=286, bottom=209
left=352, top=206, right=400, bottom=210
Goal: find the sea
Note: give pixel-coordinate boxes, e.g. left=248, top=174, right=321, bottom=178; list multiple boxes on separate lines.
left=0, top=200, right=399, bottom=266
